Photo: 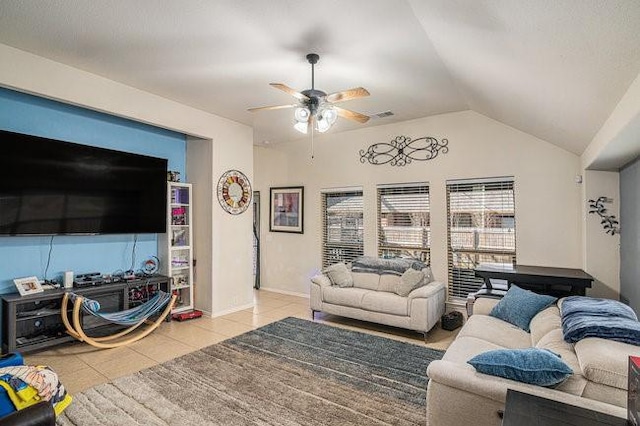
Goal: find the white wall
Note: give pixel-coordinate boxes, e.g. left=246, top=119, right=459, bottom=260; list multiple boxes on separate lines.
left=582, top=171, right=621, bottom=299
left=582, top=71, right=640, bottom=170
left=254, top=110, right=584, bottom=297
left=0, top=44, right=255, bottom=316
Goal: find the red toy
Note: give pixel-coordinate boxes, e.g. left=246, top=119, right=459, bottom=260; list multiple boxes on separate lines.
left=172, top=310, right=203, bottom=321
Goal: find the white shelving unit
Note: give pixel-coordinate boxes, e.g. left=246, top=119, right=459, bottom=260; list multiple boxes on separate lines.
left=159, top=182, right=194, bottom=313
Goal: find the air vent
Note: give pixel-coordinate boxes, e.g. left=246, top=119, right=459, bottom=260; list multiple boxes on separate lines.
left=370, top=111, right=394, bottom=119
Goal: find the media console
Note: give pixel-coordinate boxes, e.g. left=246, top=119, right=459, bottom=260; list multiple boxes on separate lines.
left=1, top=275, right=171, bottom=354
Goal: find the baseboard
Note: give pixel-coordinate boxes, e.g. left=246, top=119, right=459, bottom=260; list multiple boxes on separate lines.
left=211, top=302, right=255, bottom=318
left=258, top=287, right=310, bottom=299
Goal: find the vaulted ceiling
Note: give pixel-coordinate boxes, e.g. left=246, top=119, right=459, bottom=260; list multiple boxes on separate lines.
left=0, top=0, right=639, bottom=156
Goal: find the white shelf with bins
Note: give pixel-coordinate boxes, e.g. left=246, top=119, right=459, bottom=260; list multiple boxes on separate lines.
left=158, top=182, right=194, bottom=313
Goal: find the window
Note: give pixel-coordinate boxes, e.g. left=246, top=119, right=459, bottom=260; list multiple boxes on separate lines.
left=377, top=183, right=430, bottom=263
left=446, top=178, right=516, bottom=299
left=321, top=189, right=364, bottom=268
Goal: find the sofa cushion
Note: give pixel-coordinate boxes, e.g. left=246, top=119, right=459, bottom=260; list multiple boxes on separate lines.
left=535, top=328, right=587, bottom=396
left=351, top=272, right=380, bottom=290
left=529, top=305, right=562, bottom=346
left=395, top=268, right=425, bottom=297
left=458, top=315, right=531, bottom=349
left=468, top=348, right=573, bottom=387
left=323, top=287, right=370, bottom=309
left=361, top=291, right=408, bottom=316
left=323, top=262, right=353, bottom=288
left=574, top=337, right=640, bottom=390
left=378, top=274, right=400, bottom=293
left=490, top=285, right=557, bottom=332
left=442, top=335, right=506, bottom=364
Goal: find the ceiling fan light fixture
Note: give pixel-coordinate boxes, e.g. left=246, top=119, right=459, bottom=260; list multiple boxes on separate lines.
left=322, top=107, right=338, bottom=125
left=315, top=118, right=331, bottom=133
left=293, top=121, right=308, bottom=134
left=294, top=107, right=310, bottom=123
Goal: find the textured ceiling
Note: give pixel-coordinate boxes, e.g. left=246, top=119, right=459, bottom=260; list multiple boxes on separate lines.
left=0, top=0, right=639, bottom=155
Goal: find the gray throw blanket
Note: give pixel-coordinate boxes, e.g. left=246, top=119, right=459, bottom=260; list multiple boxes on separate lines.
left=561, top=296, right=640, bottom=345
left=351, top=256, right=427, bottom=276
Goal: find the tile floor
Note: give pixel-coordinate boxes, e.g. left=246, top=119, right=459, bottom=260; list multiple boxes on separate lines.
left=24, top=289, right=459, bottom=395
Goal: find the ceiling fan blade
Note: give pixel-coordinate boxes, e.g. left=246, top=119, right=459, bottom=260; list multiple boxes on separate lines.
left=335, top=106, right=370, bottom=124
left=270, top=83, right=309, bottom=101
left=247, top=104, right=297, bottom=112
left=326, top=87, right=370, bottom=103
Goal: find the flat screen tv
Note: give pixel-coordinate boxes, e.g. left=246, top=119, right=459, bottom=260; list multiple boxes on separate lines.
left=0, top=130, right=168, bottom=235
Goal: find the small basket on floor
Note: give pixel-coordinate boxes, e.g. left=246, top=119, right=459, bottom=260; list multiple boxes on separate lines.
left=441, top=311, right=463, bottom=331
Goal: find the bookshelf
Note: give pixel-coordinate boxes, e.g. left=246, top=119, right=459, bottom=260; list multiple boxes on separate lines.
left=158, top=182, right=194, bottom=313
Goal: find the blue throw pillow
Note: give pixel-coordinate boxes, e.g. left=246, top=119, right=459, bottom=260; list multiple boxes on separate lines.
left=468, top=348, right=573, bottom=387
left=490, top=285, right=557, bottom=332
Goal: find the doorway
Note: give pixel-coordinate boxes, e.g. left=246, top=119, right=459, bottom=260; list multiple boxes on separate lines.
left=253, top=191, right=260, bottom=289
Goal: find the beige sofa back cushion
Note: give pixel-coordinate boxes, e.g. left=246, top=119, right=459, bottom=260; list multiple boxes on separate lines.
left=575, top=338, right=640, bottom=390
left=352, top=272, right=380, bottom=290
left=535, top=328, right=587, bottom=396
left=378, top=274, right=399, bottom=293
left=529, top=305, right=562, bottom=346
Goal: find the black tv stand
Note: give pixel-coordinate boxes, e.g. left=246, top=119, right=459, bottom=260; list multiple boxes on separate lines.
left=1, top=275, right=171, bottom=354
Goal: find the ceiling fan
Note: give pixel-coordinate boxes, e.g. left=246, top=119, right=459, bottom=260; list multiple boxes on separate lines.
left=248, top=53, right=370, bottom=134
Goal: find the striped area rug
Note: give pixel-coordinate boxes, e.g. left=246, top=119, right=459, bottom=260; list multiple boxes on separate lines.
left=57, top=317, right=444, bottom=425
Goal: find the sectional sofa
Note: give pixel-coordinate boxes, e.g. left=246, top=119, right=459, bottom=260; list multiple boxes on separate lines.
left=426, top=297, right=639, bottom=425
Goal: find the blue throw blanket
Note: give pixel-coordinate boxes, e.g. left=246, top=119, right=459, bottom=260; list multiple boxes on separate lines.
left=561, top=296, right=640, bottom=345
left=351, top=256, right=427, bottom=276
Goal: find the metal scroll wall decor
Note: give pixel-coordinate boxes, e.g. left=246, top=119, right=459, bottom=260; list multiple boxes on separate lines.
left=587, top=196, right=620, bottom=235
left=359, top=135, right=449, bottom=166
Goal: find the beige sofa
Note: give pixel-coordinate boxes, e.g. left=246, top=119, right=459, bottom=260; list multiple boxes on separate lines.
left=426, top=297, right=640, bottom=425
left=310, top=266, right=446, bottom=336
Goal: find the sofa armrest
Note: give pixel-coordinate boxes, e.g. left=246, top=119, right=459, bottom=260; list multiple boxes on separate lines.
left=472, top=297, right=500, bottom=316
left=310, top=274, right=332, bottom=311
left=310, top=274, right=332, bottom=288
left=426, top=360, right=626, bottom=418
left=408, top=281, right=445, bottom=300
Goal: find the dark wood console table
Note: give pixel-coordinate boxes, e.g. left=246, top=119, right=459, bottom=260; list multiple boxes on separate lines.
left=474, top=264, right=593, bottom=297
left=1, top=275, right=171, bottom=354
left=502, top=389, right=626, bottom=425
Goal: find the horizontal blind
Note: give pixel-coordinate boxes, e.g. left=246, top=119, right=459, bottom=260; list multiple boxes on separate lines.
left=321, top=190, right=364, bottom=268
left=377, top=184, right=430, bottom=263
left=446, top=179, right=516, bottom=299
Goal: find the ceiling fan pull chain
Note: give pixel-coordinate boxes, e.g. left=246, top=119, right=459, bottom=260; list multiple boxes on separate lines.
left=311, top=116, right=315, bottom=159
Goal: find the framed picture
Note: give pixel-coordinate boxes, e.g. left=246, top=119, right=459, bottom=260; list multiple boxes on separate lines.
left=270, top=186, right=304, bottom=233
left=13, top=276, right=44, bottom=296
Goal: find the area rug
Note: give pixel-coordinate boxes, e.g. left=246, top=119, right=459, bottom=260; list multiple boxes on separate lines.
left=57, top=317, right=444, bottom=425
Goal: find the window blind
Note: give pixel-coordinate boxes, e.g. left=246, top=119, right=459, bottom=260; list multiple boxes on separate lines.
left=377, top=184, right=430, bottom=263
left=321, top=190, right=364, bottom=268
left=446, top=178, right=516, bottom=299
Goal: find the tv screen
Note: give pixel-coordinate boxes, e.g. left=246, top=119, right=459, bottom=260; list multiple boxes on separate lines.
left=0, top=130, right=168, bottom=235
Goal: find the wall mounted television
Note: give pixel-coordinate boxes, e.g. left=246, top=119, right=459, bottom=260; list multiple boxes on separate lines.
left=0, top=129, right=168, bottom=236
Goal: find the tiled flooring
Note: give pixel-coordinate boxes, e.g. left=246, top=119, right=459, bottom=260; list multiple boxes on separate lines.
left=24, top=289, right=459, bottom=395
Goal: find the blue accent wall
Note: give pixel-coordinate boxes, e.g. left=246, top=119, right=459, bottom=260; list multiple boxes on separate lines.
left=0, top=87, right=186, bottom=294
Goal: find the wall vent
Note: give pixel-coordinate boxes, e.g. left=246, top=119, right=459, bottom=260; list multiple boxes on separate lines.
left=370, top=111, right=394, bottom=119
